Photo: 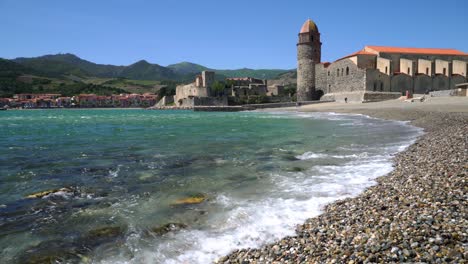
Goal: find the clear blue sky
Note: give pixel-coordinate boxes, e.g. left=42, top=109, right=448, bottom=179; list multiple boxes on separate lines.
left=1, top=0, right=467, bottom=69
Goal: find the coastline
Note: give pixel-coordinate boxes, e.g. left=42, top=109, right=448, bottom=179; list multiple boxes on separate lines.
left=221, top=97, right=467, bottom=263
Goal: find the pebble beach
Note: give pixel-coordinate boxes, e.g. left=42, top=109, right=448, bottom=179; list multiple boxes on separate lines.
left=221, top=97, right=467, bottom=263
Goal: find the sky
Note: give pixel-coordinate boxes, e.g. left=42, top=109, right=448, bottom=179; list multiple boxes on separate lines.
left=1, top=0, right=467, bottom=69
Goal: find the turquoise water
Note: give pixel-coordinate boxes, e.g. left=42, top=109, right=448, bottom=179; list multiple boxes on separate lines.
left=0, top=109, right=422, bottom=263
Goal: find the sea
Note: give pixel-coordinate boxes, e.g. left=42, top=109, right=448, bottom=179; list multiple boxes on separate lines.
left=0, top=109, right=422, bottom=263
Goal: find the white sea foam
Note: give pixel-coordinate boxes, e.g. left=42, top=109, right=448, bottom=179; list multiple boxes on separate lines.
left=97, top=111, right=423, bottom=264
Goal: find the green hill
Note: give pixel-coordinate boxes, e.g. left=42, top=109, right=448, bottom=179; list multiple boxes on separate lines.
left=167, top=62, right=209, bottom=75
left=1, top=54, right=292, bottom=97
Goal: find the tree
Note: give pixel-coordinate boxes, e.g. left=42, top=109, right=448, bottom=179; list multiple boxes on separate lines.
left=211, top=81, right=225, bottom=96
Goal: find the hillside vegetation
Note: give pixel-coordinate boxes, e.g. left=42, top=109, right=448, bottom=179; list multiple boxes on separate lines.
left=1, top=54, right=293, bottom=97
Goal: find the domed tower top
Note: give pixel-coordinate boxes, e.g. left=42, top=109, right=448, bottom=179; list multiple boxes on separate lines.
left=297, top=18, right=321, bottom=63
left=299, top=19, right=319, bottom=33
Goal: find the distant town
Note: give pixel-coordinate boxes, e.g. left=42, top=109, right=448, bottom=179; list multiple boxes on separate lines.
left=0, top=93, right=158, bottom=109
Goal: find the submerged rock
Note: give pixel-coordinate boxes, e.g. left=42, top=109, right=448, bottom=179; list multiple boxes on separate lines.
left=15, top=240, right=88, bottom=264
left=171, top=194, right=207, bottom=206
left=149, top=223, right=187, bottom=236
left=25, top=187, right=73, bottom=199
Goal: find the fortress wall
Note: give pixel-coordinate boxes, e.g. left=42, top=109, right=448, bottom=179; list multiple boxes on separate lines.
left=391, top=74, right=413, bottom=95
left=414, top=75, right=433, bottom=94
left=175, top=84, right=210, bottom=105
left=315, top=64, right=328, bottom=93
left=325, top=59, right=366, bottom=93
left=366, top=69, right=391, bottom=92
left=433, top=75, right=450, bottom=91
left=450, top=75, right=466, bottom=90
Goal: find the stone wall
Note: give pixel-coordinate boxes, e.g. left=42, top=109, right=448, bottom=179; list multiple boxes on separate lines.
left=297, top=43, right=315, bottom=101
left=362, top=92, right=401, bottom=102
left=357, top=54, right=376, bottom=69
left=450, top=75, right=466, bottom=90
left=391, top=74, right=413, bottom=95
left=315, top=63, right=328, bottom=93
left=400, top=58, right=413, bottom=75
left=414, top=75, right=433, bottom=94
left=202, top=71, right=215, bottom=88
left=435, top=59, right=449, bottom=76
left=376, top=57, right=390, bottom=75
left=417, top=59, right=432, bottom=75
left=366, top=69, right=391, bottom=92
left=179, top=96, right=227, bottom=107
left=433, top=75, right=450, bottom=91
left=452, top=60, right=467, bottom=77
left=323, top=59, right=367, bottom=93
left=154, top=95, right=174, bottom=107
left=377, top=53, right=468, bottom=73
left=175, top=84, right=210, bottom=106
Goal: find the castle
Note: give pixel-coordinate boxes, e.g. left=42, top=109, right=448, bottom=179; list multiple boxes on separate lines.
left=297, top=19, right=468, bottom=102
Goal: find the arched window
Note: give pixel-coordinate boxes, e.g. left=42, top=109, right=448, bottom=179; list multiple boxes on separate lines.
left=346, top=67, right=349, bottom=75
left=385, top=66, right=388, bottom=74
left=380, top=82, right=383, bottom=91
left=337, top=69, right=339, bottom=76
left=341, top=68, right=344, bottom=76
left=407, top=67, right=410, bottom=75
left=328, top=71, right=330, bottom=76
left=373, top=83, right=377, bottom=92
left=310, top=35, right=314, bottom=42
left=328, top=84, right=331, bottom=93
left=426, top=67, right=429, bottom=75
left=443, top=68, right=446, bottom=75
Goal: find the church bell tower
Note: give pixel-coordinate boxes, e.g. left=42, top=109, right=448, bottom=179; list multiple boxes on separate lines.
left=297, top=19, right=321, bottom=101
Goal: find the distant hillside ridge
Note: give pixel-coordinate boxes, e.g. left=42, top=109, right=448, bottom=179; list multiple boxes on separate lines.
left=12, top=54, right=290, bottom=81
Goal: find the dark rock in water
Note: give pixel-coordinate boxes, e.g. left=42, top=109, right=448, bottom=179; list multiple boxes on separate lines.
left=288, top=167, right=305, bottom=172
left=281, top=155, right=300, bottom=161
left=84, top=226, right=124, bottom=244
left=25, top=187, right=74, bottom=199
left=171, top=193, right=207, bottom=206
left=15, top=240, right=88, bottom=264
left=149, top=223, right=187, bottom=236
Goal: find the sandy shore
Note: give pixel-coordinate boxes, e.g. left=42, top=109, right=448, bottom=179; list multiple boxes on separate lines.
left=221, top=97, right=467, bottom=263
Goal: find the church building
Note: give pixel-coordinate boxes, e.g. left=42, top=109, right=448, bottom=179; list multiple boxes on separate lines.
left=297, top=19, right=468, bottom=102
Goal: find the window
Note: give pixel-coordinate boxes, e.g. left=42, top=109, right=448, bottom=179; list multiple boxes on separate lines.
left=341, top=68, right=344, bottom=76
left=385, top=66, right=388, bottom=74
left=373, top=83, right=377, bottom=92
left=380, top=82, right=383, bottom=91
left=443, top=68, right=446, bottom=75
left=346, top=67, right=349, bottom=75
left=328, top=84, right=331, bottom=93
left=328, top=71, right=330, bottom=76
left=337, top=69, right=339, bottom=76
left=407, top=67, right=410, bottom=75
left=426, top=67, right=429, bottom=75
left=310, top=36, right=313, bottom=42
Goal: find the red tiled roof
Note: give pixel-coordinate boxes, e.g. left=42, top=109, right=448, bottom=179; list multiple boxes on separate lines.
left=365, top=45, right=467, bottom=56
left=300, top=19, right=319, bottom=33
left=336, top=50, right=376, bottom=62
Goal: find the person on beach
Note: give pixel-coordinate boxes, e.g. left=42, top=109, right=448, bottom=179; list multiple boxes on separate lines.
left=344, top=97, right=348, bottom=103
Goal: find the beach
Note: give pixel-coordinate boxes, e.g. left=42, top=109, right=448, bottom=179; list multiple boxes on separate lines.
left=221, top=97, right=467, bottom=263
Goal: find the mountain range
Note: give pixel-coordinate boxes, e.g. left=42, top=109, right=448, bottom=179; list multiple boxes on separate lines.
left=7, top=53, right=291, bottom=81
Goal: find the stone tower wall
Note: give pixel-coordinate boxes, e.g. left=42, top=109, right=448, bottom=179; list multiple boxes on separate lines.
left=297, top=43, right=315, bottom=101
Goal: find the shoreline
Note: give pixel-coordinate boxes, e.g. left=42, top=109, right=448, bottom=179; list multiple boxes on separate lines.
left=221, top=97, right=467, bottom=263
